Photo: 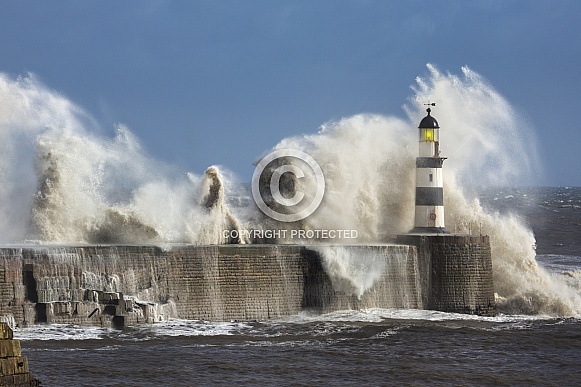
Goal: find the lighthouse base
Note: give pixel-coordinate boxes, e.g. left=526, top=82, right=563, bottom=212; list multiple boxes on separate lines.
left=396, top=234, right=496, bottom=316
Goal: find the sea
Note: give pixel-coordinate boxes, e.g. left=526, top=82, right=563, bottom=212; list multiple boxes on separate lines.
left=14, top=186, right=581, bottom=386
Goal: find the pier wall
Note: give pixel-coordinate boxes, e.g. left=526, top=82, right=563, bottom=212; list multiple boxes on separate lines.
left=0, top=244, right=424, bottom=327
left=0, top=238, right=494, bottom=327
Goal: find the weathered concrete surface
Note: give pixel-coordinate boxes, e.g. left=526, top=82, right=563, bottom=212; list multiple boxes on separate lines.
left=0, top=244, right=423, bottom=327
left=397, top=234, right=496, bottom=316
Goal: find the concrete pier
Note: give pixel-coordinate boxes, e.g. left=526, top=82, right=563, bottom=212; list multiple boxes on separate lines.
left=0, top=244, right=424, bottom=327
left=0, top=240, right=494, bottom=327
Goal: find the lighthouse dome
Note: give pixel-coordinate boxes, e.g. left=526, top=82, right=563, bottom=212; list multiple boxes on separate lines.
left=418, top=108, right=440, bottom=128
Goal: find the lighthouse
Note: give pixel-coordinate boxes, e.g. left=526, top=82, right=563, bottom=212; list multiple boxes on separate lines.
left=397, top=106, right=495, bottom=317
left=413, top=104, right=447, bottom=233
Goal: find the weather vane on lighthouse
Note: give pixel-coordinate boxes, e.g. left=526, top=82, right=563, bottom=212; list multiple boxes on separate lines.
left=412, top=102, right=447, bottom=233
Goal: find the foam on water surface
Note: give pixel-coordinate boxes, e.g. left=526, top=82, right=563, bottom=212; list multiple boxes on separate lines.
left=15, top=308, right=574, bottom=343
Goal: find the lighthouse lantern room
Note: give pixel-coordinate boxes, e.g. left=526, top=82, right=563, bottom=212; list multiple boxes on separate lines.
left=413, top=104, right=447, bottom=233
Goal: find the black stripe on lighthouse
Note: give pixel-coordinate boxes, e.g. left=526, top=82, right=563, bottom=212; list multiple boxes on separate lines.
left=415, top=187, right=444, bottom=206
left=416, top=157, right=445, bottom=168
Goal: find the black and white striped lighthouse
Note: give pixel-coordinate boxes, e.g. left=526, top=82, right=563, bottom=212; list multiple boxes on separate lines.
left=413, top=104, right=447, bottom=233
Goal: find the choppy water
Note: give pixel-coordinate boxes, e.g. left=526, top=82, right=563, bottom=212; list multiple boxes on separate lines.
left=479, top=186, right=581, bottom=257
left=20, top=312, right=581, bottom=386
left=16, top=187, right=581, bottom=386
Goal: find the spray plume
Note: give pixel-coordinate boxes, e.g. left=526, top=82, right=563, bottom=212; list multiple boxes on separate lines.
left=0, top=65, right=578, bottom=315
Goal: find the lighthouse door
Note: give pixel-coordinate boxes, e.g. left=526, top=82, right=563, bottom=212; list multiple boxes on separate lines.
left=428, top=209, right=437, bottom=227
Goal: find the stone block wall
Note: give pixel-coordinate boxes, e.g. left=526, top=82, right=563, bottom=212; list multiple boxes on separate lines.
left=0, top=322, right=40, bottom=386
left=0, top=239, right=494, bottom=326
left=0, top=244, right=423, bottom=327
left=397, top=234, right=495, bottom=316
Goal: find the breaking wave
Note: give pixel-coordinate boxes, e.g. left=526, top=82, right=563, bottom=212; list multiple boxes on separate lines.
left=0, top=65, right=578, bottom=316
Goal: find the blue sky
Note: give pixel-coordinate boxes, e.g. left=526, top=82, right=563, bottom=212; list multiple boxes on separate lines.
left=0, top=0, right=579, bottom=186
